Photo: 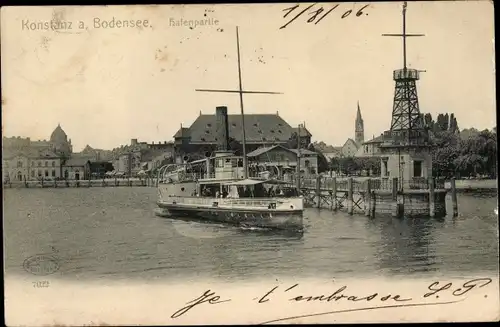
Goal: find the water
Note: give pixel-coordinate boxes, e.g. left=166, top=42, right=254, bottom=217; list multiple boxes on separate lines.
left=3, top=187, right=498, bottom=282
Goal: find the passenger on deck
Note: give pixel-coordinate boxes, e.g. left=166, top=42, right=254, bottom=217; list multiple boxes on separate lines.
left=268, top=186, right=275, bottom=197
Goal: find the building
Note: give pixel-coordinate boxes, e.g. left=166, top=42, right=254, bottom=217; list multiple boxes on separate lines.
left=75, top=145, right=113, bottom=161
left=330, top=102, right=365, bottom=158
left=173, top=108, right=312, bottom=160
left=62, top=158, right=91, bottom=180
left=355, top=101, right=364, bottom=145
left=141, top=151, right=174, bottom=173
left=375, top=2, right=433, bottom=183
left=111, top=139, right=175, bottom=174
left=355, top=134, right=385, bottom=158
left=3, top=124, right=73, bottom=181
left=3, top=124, right=72, bottom=157
left=2, top=149, right=63, bottom=182
left=49, top=124, right=73, bottom=157
left=247, top=145, right=319, bottom=176
left=89, top=161, right=114, bottom=178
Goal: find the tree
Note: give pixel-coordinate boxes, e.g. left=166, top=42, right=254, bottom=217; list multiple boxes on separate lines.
left=431, top=126, right=497, bottom=178
left=355, top=157, right=381, bottom=176
left=307, top=143, right=329, bottom=173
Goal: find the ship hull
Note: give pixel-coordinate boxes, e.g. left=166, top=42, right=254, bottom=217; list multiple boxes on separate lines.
left=156, top=201, right=303, bottom=231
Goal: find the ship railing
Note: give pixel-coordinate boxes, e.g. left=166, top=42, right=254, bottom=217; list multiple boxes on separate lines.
left=166, top=196, right=293, bottom=207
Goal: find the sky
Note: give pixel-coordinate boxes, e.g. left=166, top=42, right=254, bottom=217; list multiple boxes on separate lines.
left=1, top=2, right=496, bottom=152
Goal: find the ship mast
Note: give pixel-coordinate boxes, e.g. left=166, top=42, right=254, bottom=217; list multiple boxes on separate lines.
left=196, top=27, right=282, bottom=179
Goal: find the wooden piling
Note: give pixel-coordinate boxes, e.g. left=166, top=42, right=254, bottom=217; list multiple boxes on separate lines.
left=316, top=176, right=321, bottom=209
left=364, top=179, right=371, bottom=216
left=391, top=177, right=398, bottom=201
left=114, top=177, right=117, bottom=187
left=429, top=176, right=435, bottom=217
left=41, top=178, right=44, bottom=188
left=347, top=177, right=353, bottom=215
left=54, top=178, right=57, bottom=188
left=332, top=177, right=337, bottom=211
left=370, top=190, right=376, bottom=218
left=450, top=177, right=458, bottom=217
left=391, top=177, right=402, bottom=218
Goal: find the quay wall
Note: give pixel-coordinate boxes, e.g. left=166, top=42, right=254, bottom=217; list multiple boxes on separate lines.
left=3, top=178, right=158, bottom=189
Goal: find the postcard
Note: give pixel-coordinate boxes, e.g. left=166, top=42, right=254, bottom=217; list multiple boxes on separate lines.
left=2, top=1, right=498, bottom=325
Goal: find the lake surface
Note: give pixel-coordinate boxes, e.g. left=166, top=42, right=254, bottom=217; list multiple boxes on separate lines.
left=3, top=187, right=499, bottom=282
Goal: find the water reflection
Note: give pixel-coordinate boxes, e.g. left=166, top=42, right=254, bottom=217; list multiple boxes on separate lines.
left=375, top=217, right=439, bottom=275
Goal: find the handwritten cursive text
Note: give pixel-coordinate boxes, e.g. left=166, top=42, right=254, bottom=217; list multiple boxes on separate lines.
left=280, top=3, right=370, bottom=29
left=171, top=289, right=231, bottom=319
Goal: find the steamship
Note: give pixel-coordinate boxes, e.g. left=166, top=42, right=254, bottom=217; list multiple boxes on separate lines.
left=155, top=27, right=304, bottom=230
left=155, top=107, right=304, bottom=231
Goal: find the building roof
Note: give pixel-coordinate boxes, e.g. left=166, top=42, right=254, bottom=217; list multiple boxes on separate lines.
left=173, top=127, right=190, bottom=138
left=363, top=134, right=385, bottom=144
left=343, top=138, right=361, bottom=149
left=174, top=113, right=297, bottom=144
left=64, top=158, right=90, bottom=166
left=247, top=145, right=317, bottom=158
left=140, top=149, right=166, bottom=162
left=292, top=126, right=312, bottom=137
left=2, top=148, right=59, bottom=159
left=50, top=124, right=68, bottom=142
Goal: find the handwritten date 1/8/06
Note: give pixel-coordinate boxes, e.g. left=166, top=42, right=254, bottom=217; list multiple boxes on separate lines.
left=32, top=280, right=50, bottom=288
left=280, top=3, right=370, bottom=29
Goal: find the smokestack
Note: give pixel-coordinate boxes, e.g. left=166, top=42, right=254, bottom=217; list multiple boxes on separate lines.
left=215, top=106, right=229, bottom=151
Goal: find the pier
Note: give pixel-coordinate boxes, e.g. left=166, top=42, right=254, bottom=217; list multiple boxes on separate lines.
left=3, top=177, right=158, bottom=189
left=293, top=176, right=453, bottom=218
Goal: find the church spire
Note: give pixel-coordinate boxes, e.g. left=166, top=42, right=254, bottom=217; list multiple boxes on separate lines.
left=356, top=101, right=362, bottom=122
left=355, top=101, right=364, bottom=145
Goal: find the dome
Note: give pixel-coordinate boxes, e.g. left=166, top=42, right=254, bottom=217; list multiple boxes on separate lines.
left=50, top=124, right=68, bottom=142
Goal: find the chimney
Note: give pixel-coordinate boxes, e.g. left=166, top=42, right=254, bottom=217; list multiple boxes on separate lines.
left=215, top=106, right=229, bottom=151
left=131, top=138, right=138, bottom=146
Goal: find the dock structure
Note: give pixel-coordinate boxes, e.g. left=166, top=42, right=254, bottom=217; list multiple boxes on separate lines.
left=3, top=177, right=158, bottom=189
left=288, top=175, right=451, bottom=218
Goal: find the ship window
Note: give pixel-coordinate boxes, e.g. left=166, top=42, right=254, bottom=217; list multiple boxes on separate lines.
left=205, top=130, right=210, bottom=134
left=201, top=137, right=206, bottom=141
left=278, top=130, right=282, bottom=133
left=270, top=130, right=275, bottom=133
left=232, top=123, right=237, bottom=127
left=253, top=123, right=258, bottom=127
left=262, top=137, right=267, bottom=141
left=278, top=123, right=283, bottom=126
left=258, top=130, right=263, bottom=134
left=207, top=123, right=212, bottom=127
left=215, top=138, right=218, bottom=141
left=181, top=187, right=185, bottom=191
